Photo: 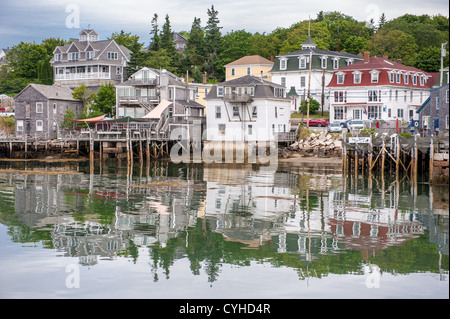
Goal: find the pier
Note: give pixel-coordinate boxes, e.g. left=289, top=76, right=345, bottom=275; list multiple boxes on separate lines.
left=341, top=131, right=449, bottom=184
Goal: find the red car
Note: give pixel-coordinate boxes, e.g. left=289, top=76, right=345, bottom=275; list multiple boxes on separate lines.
left=302, top=118, right=329, bottom=127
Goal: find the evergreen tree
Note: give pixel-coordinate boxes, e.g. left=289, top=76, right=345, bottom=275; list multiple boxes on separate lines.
left=378, top=13, right=387, bottom=29
left=160, top=14, right=178, bottom=59
left=149, top=13, right=160, bottom=51
left=204, top=5, right=222, bottom=81
left=184, top=17, right=205, bottom=67
left=37, top=56, right=53, bottom=85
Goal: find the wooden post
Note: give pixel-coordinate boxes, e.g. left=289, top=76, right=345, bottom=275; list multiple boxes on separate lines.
left=381, top=138, right=385, bottom=174
left=9, top=141, right=12, bottom=158
left=76, top=139, right=79, bottom=156
left=89, top=131, right=94, bottom=163
left=354, top=149, right=358, bottom=178
left=414, top=134, right=418, bottom=182
left=429, top=137, right=434, bottom=182
left=396, top=135, right=400, bottom=178
left=24, top=135, right=28, bottom=159
left=139, top=132, right=143, bottom=164
left=126, top=129, right=130, bottom=164
left=368, top=138, right=373, bottom=176
left=146, top=129, right=150, bottom=165
left=342, top=131, right=346, bottom=175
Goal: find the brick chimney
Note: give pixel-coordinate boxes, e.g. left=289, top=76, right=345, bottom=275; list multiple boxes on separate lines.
left=203, top=72, right=207, bottom=84
left=271, top=55, right=274, bottom=62
left=397, top=58, right=402, bottom=64
left=364, top=52, right=370, bottom=63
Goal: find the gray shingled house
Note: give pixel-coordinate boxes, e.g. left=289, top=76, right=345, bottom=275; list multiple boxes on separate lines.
left=14, top=84, right=83, bottom=139
left=50, top=29, right=132, bottom=88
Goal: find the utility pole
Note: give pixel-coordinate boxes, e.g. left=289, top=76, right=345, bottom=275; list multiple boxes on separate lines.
left=321, top=69, right=325, bottom=116
left=307, top=48, right=312, bottom=129
left=440, top=42, right=447, bottom=87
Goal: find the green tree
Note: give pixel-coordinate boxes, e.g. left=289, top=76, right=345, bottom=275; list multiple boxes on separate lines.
left=342, top=36, right=368, bottom=55
left=204, top=5, right=222, bottom=80
left=149, top=13, right=160, bottom=52
left=300, top=97, right=320, bottom=114
left=248, top=32, right=280, bottom=59
left=146, top=48, right=174, bottom=72
left=60, top=108, right=76, bottom=129
left=415, top=46, right=448, bottom=72
left=5, top=42, right=47, bottom=79
left=92, top=82, right=116, bottom=116
left=279, top=21, right=331, bottom=54
left=109, top=30, right=143, bottom=53
left=37, top=56, right=53, bottom=85
left=41, top=38, right=68, bottom=56
left=72, top=84, right=96, bottom=108
left=367, top=29, right=418, bottom=66
left=216, top=30, right=252, bottom=79
left=184, top=17, right=205, bottom=67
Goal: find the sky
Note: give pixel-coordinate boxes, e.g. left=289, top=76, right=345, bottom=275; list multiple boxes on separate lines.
left=0, top=0, right=449, bottom=49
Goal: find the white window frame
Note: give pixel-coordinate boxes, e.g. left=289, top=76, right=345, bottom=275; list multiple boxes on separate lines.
left=231, top=68, right=235, bottom=76
left=107, top=52, right=118, bottom=60
left=371, top=71, right=379, bottom=83
left=334, top=106, right=344, bottom=120
left=16, top=120, right=24, bottom=132
left=54, top=53, right=61, bottom=62
left=404, top=74, right=409, bottom=84
left=36, top=102, right=44, bottom=113
left=215, top=106, right=221, bottom=119
left=247, top=67, right=251, bottom=75
left=86, top=51, right=95, bottom=59
left=353, top=72, right=361, bottom=84
left=321, top=56, right=327, bottom=69
left=396, top=73, right=401, bottom=83
left=217, top=87, right=224, bottom=96
left=420, top=76, right=424, bottom=86
left=337, top=73, right=345, bottom=84
left=116, top=67, right=121, bottom=75
left=252, top=106, right=257, bottom=118
left=232, top=106, right=239, bottom=118
left=299, top=57, right=306, bottom=69
left=218, top=124, right=226, bottom=135
left=68, top=52, right=79, bottom=61
left=280, top=58, right=287, bottom=70
left=36, top=120, right=44, bottom=132
left=333, top=58, right=339, bottom=69
left=300, top=76, right=306, bottom=87
left=389, top=72, right=395, bottom=83
left=413, top=75, right=417, bottom=85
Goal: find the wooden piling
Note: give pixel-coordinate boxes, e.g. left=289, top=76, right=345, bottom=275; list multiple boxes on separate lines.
left=429, top=137, right=434, bottom=182
left=381, top=139, right=385, bottom=174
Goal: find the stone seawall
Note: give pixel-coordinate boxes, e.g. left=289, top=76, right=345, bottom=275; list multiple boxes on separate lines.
left=288, top=131, right=342, bottom=157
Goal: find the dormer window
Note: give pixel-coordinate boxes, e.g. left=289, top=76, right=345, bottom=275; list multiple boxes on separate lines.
left=337, top=73, right=345, bottom=84
left=217, top=86, right=224, bottom=96
left=404, top=74, right=409, bottom=84
left=68, top=52, right=79, bottom=61
left=389, top=72, right=395, bottom=83
left=396, top=73, right=401, bottom=83
left=280, top=58, right=287, bottom=70
left=321, top=56, right=327, bottom=69
left=346, top=59, right=354, bottom=66
left=369, top=70, right=380, bottom=83
left=333, top=58, right=339, bottom=69
left=54, top=53, right=61, bottom=62
left=86, top=51, right=94, bottom=60
left=353, top=71, right=361, bottom=84
left=420, top=76, right=424, bottom=86
left=299, top=56, right=307, bottom=69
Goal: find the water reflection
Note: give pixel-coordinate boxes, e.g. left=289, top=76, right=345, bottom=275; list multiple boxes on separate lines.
left=0, top=160, right=448, bottom=288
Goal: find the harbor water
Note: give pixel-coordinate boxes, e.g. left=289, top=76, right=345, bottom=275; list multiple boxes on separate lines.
left=0, top=159, right=448, bottom=299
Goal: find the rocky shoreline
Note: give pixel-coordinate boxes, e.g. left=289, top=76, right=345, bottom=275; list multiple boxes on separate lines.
left=286, top=131, right=343, bottom=157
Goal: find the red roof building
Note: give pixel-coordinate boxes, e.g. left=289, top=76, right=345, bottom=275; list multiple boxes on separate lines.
left=327, top=52, right=438, bottom=124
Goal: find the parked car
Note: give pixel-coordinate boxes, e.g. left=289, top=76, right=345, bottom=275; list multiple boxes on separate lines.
left=340, top=119, right=352, bottom=128
left=0, top=110, right=14, bottom=117
left=348, top=120, right=365, bottom=130
left=303, top=118, right=329, bottom=127
left=328, top=122, right=342, bottom=133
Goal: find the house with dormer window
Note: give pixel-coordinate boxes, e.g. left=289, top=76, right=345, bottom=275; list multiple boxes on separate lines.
left=50, top=29, right=132, bottom=88
left=327, top=52, right=438, bottom=124
left=270, top=35, right=364, bottom=113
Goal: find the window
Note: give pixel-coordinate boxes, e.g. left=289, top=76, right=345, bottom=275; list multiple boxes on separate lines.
left=413, top=75, right=417, bottom=85
left=423, top=116, right=430, bottom=128
left=353, top=109, right=361, bottom=120
left=116, top=67, right=121, bottom=75
left=367, top=105, right=381, bottom=119
left=250, top=86, right=254, bottom=96
left=337, top=73, right=345, bottom=84
left=420, top=76, right=424, bottom=86
left=215, top=106, right=221, bottom=119
left=334, top=106, right=344, bottom=120
left=281, top=77, right=286, bottom=88
left=218, top=124, right=226, bottom=135
left=217, top=87, right=224, bottom=96
left=16, top=120, right=24, bottom=132
left=36, top=120, right=44, bottom=132
left=252, top=106, right=257, bottom=118
left=389, top=72, right=395, bottom=83
left=410, top=91, right=413, bottom=102
left=371, top=71, right=379, bottom=83
left=397, top=109, right=404, bottom=118
left=247, top=67, right=251, bottom=75
left=231, top=68, right=235, bottom=76
left=53, top=103, right=57, bottom=114
left=404, top=74, right=409, bottom=84
left=389, top=90, right=393, bottom=101
left=346, top=59, right=353, bottom=66
left=36, top=102, right=43, bottom=113
left=409, top=110, right=414, bottom=119
left=280, top=59, right=287, bottom=70
left=68, top=52, right=79, bottom=61
left=321, top=57, right=327, bottom=69
left=396, top=73, right=401, bottom=83
left=395, top=90, right=399, bottom=101
left=333, top=58, right=339, bottom=69
left=232, top=106, right=239, bottom=118
left=446, top=115, right=449, bottom=129
left=404, top=90, right=407, bottom=102
left=299, top=57, right=306, bottom=69
left=107, top=52, right=118, bottom=60
left=388, top=108, right=392, bottom=117
left=300, top=76, right=306, bottom=87
left=334, top=91, right=347, bottom=102
left=368, top=90, right=381, bottom=102
left=248, top=124, right=253, bottom=135
left=353, top=72, right=361, bottom=84
left=275, top=106, right=278, bottom=118
left=86, top=51, right=94, bottom=59
left=54, top=54, right=61, bottom=62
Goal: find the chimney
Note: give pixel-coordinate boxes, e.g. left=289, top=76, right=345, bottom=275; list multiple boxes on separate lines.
left=364, top=52, right=370, bottom=63
left=270, top=55, right=274, bottom=62
left=383, top=55, right=389, bottom=60
left=397, top=58, right=402, bottom=64
left=203, top=71, right=207, bottom=84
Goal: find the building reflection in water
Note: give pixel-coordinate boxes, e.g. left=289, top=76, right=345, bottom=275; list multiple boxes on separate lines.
left=0, top=160, right=448, bottom=276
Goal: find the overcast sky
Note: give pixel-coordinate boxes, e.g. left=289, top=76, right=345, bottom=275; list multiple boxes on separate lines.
left=0, top=0, right=448, bottom=48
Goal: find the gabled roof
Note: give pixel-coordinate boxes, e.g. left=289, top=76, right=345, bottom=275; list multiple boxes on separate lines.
left=225, top=55, right=273, bottom=67
left=15, top=84, right=79, bottom=101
